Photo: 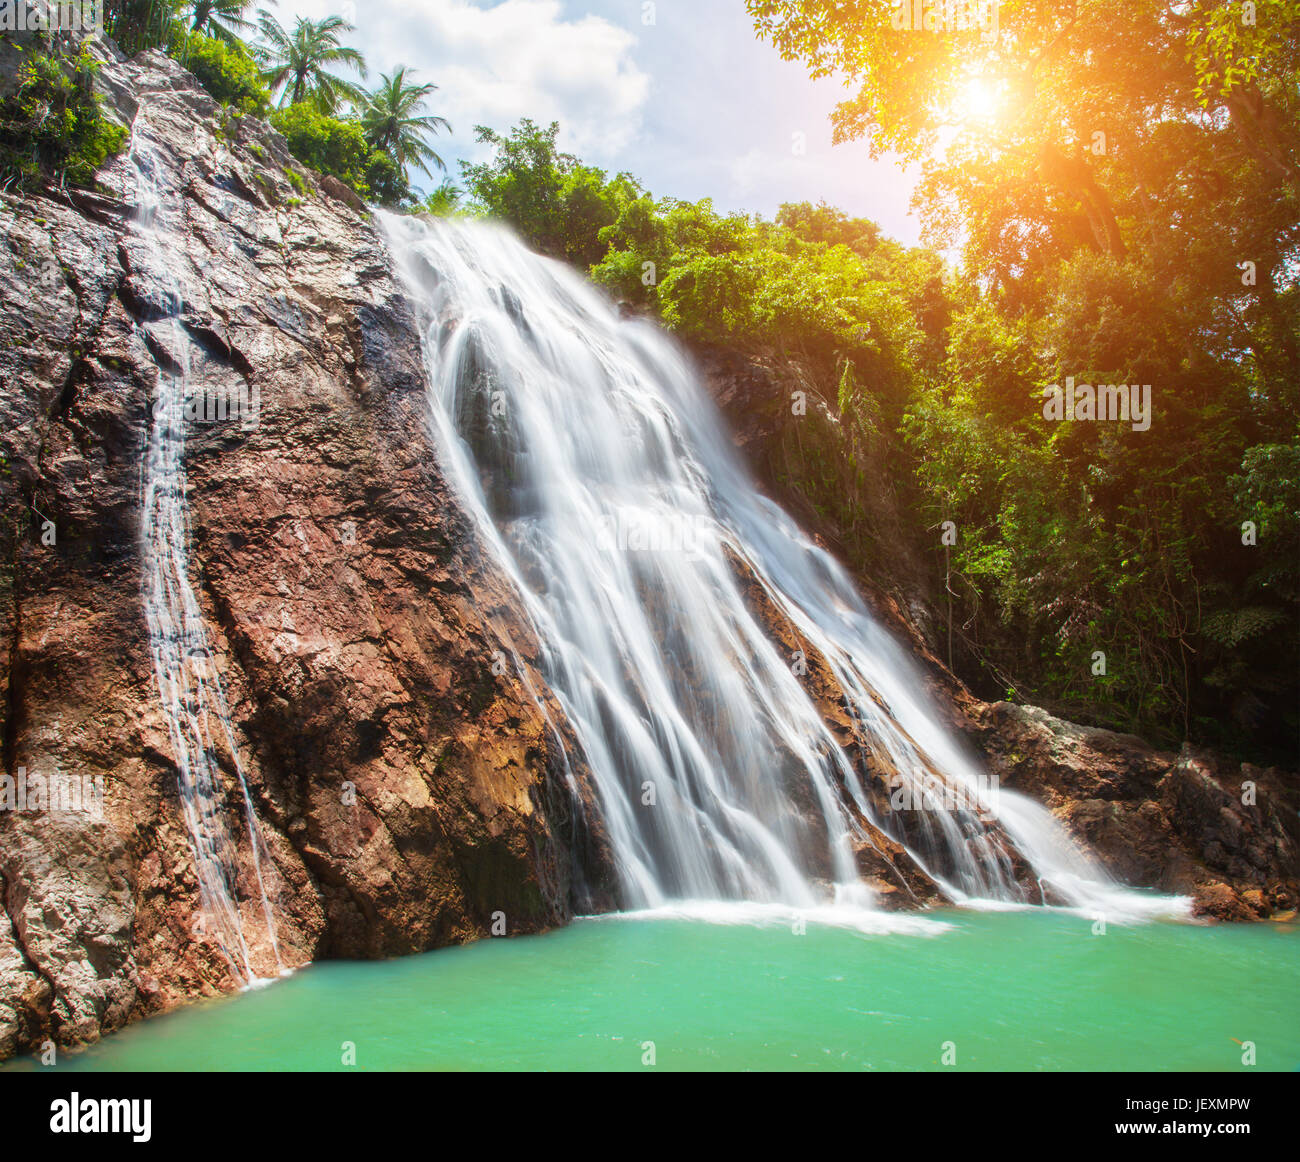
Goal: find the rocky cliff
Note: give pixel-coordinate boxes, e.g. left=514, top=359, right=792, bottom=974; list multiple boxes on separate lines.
left=0, top=44, right=611, bottom=1062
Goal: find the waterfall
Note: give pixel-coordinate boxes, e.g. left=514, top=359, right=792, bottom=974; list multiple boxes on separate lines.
left=127, top=120, right=283, bottom=982
left=382, top=214, right=1184, bottom=926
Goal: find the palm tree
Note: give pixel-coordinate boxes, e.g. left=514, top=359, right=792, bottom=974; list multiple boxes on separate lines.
left=254, top=13, right=367, bottom=113
left=361, top=68, right=452, bottom=177
left=103, top=0, right=182, bottom=52
left=418, top=181, right=462, bottom=216
left=186, top=0, right=266, bottom=45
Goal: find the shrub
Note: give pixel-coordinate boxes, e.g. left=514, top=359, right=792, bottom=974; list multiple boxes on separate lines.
left=460, top=120, right=640, bottom=266
left=0, top=47, right=127, bottom=190
left=269, top=102, right=409, bottom=206
left=167, top=31, right=271, bottom=117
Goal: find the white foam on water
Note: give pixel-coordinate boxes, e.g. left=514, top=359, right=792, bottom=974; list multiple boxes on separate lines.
left=584, top=900, right=954, bottom=937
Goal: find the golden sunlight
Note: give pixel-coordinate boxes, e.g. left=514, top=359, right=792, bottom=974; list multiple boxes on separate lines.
left=955, top=75, right=1002, bottom=124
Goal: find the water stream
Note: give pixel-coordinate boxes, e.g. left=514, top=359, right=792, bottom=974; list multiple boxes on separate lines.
left=381, top=214, right=1184, bottom=925
left=128, top=119, right=282, bottom=983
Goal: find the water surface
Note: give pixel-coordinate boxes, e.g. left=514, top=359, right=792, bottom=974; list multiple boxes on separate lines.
left=11, top=909, right=1296, bottom=1071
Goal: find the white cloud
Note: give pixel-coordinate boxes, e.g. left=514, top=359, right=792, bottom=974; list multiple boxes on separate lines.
left=279, top=0, right=650, bottom=160
left=266, top=1, right=925, bottom=242
left=726, top=145, right=921, bottom=243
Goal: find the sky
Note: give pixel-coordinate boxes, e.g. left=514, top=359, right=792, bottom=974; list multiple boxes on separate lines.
left=274, top=0, right=925, bottom=245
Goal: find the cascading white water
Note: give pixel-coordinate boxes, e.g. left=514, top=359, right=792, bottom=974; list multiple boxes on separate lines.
left=382, top=214, right=1185, bottom=926
left=127, top=120, right=283, bottom=981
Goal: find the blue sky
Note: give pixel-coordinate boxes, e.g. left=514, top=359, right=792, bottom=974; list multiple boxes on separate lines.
left=277, top=0, right=923, bottom=244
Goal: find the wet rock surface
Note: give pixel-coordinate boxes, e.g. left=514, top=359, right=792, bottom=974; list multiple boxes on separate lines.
left=694, top=344, right=1300, bottom=922
left=0, top=47, right=609, bottom=1061
left=962, top=702, right=1300, bottom=920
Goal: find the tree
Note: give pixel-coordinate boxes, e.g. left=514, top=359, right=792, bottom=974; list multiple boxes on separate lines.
left=417, top=181, right=462, bottom=216
left=255, top=13, right=367, bottom=114
left=749, top=0, right=1300, bottom=752
left=104, top=0, right=185, bottom=53
left=460, top=120, right=641, bottom=267
left=186, top=0, right=264, bottom=45
left=269, top=102, right=410, bottom=206
left=749, top=2, right=1298, bottom=315
left=361, top=67, right=451, bottom=178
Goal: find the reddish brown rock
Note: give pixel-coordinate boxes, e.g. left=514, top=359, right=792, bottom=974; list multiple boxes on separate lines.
left=955, top=702, right=1300, bottom=917
left=0, top=46, right=610, bottom=1062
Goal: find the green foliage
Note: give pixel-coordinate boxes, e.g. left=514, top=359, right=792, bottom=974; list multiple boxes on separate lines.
left=167, top=29, right=270, bottom=115
left=460, top=120, right=642, bottom=268
left=282, top=164, right=307, bottom=196
left=1184, top=0, right=1296, bottom=103
left=591, top=194, right=933, bottom=418
left=0, top=47, right=127, bottom=190
left=269, top=102, right=366, bottom=186
left=104, top=0, right=184, bottom=54
left=269, top=101, right=410, bottom=206
left=359, top=147, right=407, bottom=207
left=360, top=67, right=450, bottom=178
left=187, top=0, right=261, bottom=47
left=414, top=180, right=462, bottom=216
left=255, top=12, right=367, bottom=114
left=742, top=0, right=1300, bottom=756
left=1233, top=443, right=1300, bottom=557
left=896, top=240, right=1299, bottom=747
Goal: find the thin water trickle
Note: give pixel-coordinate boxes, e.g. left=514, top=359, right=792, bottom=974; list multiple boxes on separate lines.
left=127, top=120, right=283, bottom=983
left=382, top=214, right=1186, bottom=925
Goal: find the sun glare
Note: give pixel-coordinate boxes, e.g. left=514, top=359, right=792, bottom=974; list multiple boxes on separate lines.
left=956, top=76, right=1002, bottom=124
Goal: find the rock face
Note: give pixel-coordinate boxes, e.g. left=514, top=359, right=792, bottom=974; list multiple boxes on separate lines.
left=960, top=702, right=1300, bottom=920
left=0, top=44, right=610, bottom=1061
left=691, top=343, right=1300, bottom=921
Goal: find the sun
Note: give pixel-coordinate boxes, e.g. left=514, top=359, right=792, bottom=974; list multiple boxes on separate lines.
left=954, top=76, right=1003, bottom=124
